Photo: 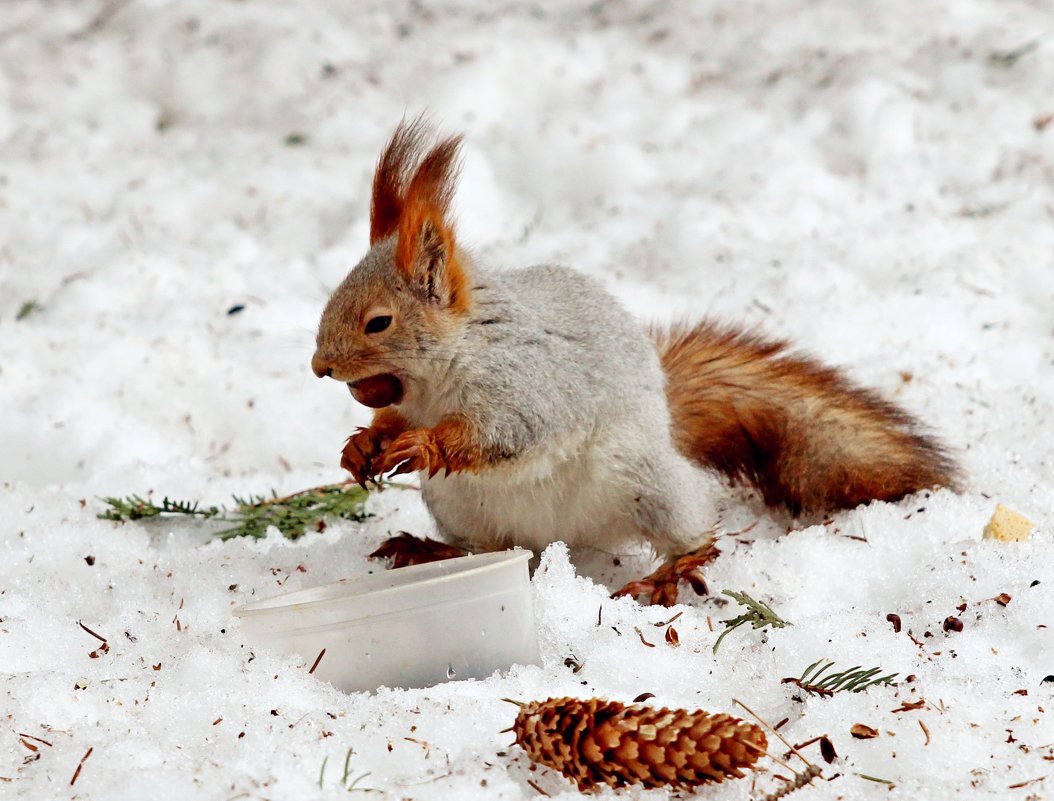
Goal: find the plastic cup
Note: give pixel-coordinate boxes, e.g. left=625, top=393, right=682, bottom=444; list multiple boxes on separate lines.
left=233, top=550, right=539, bottom=693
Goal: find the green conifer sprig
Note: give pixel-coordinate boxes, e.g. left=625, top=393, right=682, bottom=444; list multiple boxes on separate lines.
left=98, top=481, right=373, bottom=540
left=783, top=659, right=898, bottom=697
left=712, top=589, right=790, bottom=653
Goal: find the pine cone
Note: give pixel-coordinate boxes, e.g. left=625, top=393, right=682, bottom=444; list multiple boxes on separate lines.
left=510, top=697, right=767, bottom=791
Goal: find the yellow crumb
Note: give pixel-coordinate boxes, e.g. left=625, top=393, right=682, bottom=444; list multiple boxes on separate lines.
left=983, top=504, right=1034, bottom=542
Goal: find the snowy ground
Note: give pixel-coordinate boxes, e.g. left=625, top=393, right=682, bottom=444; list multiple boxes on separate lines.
left=2, top=1, right=1054, bottom=798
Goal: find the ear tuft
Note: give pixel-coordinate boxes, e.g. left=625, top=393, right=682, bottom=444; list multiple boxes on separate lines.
left=370, top=117, right=463, bottom=248
left=370, top=118, right=430, bottom=244
left=369, top=117, right=469, bottom=311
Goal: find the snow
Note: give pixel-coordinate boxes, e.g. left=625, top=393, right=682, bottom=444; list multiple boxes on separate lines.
left=1, top=0, right=1053, bottom=798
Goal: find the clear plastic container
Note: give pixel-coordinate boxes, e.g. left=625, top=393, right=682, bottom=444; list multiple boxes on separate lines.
left=233, top=550, right=539, bottom=693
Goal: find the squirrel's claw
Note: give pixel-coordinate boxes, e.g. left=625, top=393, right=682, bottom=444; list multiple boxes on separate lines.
left=374, top=429, right=445, bottom=478
left=341, top=427, right=388, bottom=488
left=611, top=542, right=720, bottom=607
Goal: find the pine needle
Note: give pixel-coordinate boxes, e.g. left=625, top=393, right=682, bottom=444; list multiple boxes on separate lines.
left=16, top=299, right=42, bottom=320
left=783, top=659, right=898, bottom=696
left=713, top=590, right=789, bottom=653
left=98, top=480, right=375, bottom=540
left=855, top=772, right=895, bottom=786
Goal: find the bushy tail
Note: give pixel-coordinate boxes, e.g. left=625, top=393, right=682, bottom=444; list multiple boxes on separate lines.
left=654, top=321, right=958, bottom=515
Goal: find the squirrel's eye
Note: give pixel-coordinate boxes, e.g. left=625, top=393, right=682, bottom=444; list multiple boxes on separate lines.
left=364, top=315, right=392, bottom=334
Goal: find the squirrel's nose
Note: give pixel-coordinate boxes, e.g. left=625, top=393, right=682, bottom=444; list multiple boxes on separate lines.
left=311, top=351, right=333, bottom=379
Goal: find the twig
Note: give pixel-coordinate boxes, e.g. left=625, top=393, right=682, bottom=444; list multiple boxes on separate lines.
left=70, top=747, right=93, bottom=786
left=739, top=738, right=799, bottom=775
left=78, top=621, right=107, bottom=643
left=18, top=734, right=52, bottom=748
left=252, top=478, right=363, bottom=507
left=732, top=699, right=815, bottom=769
left=309, top=648, right=326, bottom=675
left=733, top=699, right=822, bottom=801
left=526, top=778, right=550, bottom=796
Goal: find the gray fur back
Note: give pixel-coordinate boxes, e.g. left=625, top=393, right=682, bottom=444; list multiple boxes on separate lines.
left=454, top=264, right=667, bottom=454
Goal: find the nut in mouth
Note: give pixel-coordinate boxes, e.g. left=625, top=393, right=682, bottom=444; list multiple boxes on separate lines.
left=348, top=373, right=404, bottom=408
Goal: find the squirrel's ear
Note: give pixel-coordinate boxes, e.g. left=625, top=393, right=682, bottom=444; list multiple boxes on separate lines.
left=370, top=120, right=429, bottom=244
left=394, top=132, right=470, bottom=312
left=396, top=205, right=470, bottom=312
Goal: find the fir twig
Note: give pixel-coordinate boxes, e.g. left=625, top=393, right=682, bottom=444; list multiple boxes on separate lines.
left=713, top=590, right=789, bottom=653
left=782, top=660, right=898, bottom=697
left=98, top=494, right=221, bottom=522
left=98, top=480, right=376, bottom=540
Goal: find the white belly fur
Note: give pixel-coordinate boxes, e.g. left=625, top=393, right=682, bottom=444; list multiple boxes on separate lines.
left=420, top=426, right=639, bottom=553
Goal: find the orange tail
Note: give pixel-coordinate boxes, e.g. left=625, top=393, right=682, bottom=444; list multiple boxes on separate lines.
left=655, top=321, right=958, bottom=515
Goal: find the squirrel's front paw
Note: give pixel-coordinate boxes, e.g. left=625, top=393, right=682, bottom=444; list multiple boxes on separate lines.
left=340, top=427, right=389, bottom=488
left=373, top=429, right=446, bottom=478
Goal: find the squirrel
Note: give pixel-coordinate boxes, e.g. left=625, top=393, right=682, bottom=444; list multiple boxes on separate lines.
left=311, top=119, right=958, bottom=605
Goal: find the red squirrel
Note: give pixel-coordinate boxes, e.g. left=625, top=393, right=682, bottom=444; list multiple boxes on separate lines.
left=311, top=119, right=958, bottom=605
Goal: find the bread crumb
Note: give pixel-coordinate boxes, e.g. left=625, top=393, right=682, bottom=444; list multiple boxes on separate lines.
left=983, top=504, right=1034, bottom=542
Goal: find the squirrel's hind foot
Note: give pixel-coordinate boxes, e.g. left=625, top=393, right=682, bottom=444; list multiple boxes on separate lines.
left=369, top=531, right=469, bottom=569
left=611, top=542, right=720, bottom=607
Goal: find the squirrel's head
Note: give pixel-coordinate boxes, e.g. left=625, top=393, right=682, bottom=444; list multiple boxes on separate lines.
left=312, top=120, right=472, bottom=408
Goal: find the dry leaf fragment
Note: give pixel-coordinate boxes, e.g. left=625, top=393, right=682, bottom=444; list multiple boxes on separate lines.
left=892, top=699, right=926, bottom=713
left=995, top=593, right=1012, bottom=607
left=850, top=724, right=879, bottom=740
